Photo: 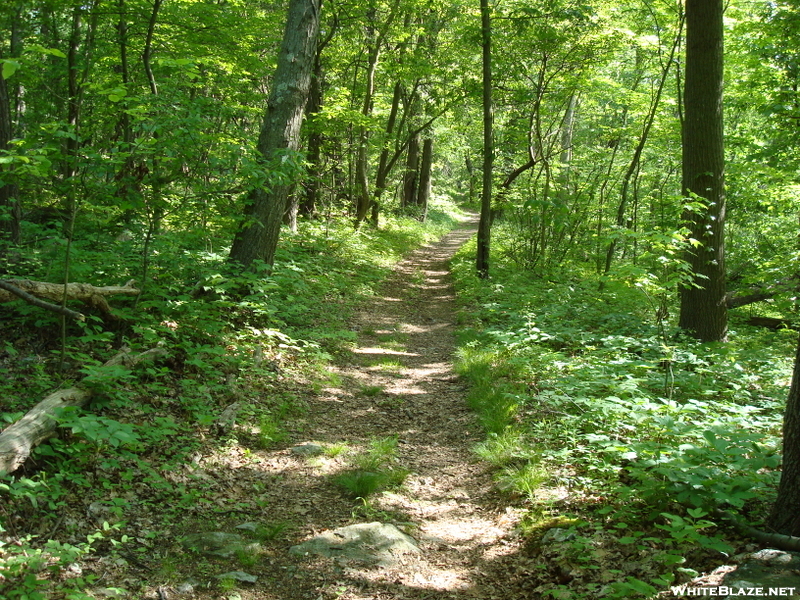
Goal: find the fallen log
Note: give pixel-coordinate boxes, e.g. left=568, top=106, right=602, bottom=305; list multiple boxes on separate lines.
left=0, top=346, right=166, bottom=476
left=746, top=316, right=797, bottom=330
left=0, top=280, right=85, bottom=321
left=0, top=278, right=140, bottom=319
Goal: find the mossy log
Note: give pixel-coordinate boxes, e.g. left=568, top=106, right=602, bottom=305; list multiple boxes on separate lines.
left=0, top=346, right=166, bottom=476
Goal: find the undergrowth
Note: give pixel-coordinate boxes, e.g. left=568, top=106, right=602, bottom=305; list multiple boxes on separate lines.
left=0, top=201, right=461, bottom=598
left=452, top=224, right=792, bottom=598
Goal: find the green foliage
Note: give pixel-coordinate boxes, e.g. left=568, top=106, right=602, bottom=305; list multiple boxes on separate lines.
left=0, top=523, right=128, bottom=600
left=55, top=410, right=141, bottom=450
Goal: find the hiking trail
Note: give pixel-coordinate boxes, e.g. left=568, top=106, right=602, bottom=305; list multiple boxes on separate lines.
left=219, top=215, right=527, bottom=600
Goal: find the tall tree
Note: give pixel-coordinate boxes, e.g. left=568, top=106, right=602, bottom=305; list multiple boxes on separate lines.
left=677, top=0, right=727, bottom=341
left=476, top=0, right=493, bottom=278
left=229, top=0, right=321, bottom=269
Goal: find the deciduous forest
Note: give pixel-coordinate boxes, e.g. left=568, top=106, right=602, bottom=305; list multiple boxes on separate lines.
left=2, top=0, right=800, bottom=597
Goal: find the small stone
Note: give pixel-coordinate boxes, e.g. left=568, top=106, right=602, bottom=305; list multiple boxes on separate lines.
left=216, top=571, right=258, bottom=583
left=235, top=522, right=258, bottom=532
left=89, top=588, right=128, bottom=598
left=176, top=582, right=195, bottom=594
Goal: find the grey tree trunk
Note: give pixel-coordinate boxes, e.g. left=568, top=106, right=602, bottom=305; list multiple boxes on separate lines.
left=678, top=0, right=727, bottom=341
left=229, top=0, right=321, bottom=269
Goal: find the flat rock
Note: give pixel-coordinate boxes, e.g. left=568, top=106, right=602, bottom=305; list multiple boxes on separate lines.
left=289, top=522, right=420, bottom=566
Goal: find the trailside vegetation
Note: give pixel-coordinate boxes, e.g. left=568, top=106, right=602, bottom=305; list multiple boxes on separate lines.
left=451, top=225, right=791, bottom=597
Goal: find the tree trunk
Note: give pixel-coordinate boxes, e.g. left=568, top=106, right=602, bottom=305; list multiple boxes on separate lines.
left=300, top=19, right=336, bottom=219
left=768, top=334, right=800, bottom=536
left=416, top=137, right=433, bottom=221
left=560, top=94, right=577, bottom=165
left=300, top=49, right=325, bottom=218
left=476, top=0, right=493, bottom=279
left=402, top=131, right=420, bottom=208
left=229, top=0, right=320, bottom=269
left=678, top=0, right=727, bottom=342
left=353, top=0, right=400, bottom=228
left=370, top=81, right=403, bottom=226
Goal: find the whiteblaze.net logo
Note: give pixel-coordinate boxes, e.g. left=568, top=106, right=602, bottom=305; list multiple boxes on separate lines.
left=670, top=586, right=798, bottom=597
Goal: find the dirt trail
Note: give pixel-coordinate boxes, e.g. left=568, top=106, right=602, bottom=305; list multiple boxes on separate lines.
left=245, top=215, right=524, bottom=600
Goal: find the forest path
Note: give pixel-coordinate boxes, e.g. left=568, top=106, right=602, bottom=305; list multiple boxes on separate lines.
left=247, top=214, right=525, bottom=600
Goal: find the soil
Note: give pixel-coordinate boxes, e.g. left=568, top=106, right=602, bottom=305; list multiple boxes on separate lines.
left=141, top=215, right=531, bottom=599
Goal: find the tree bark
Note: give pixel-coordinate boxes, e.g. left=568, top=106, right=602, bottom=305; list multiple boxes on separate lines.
left=768, top=334, right=800, bottom=536
left=678, top=0, right=727, bottom=342
left=299, top=16, right=337, bottom=219
left=0, top=347, right=166, bottom=476
left=476, top=0, right=493, bottom=279
left=229, top=0, right=320, bottom=269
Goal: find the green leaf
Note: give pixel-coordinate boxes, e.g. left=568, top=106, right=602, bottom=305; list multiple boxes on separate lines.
left=1, top=60, right=19, bottom=80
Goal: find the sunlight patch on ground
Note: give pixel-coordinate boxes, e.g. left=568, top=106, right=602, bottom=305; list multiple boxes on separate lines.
left=420, top=516, right=505, bottom=545
left=353, top=347, right=419, bottom=357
